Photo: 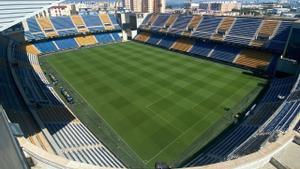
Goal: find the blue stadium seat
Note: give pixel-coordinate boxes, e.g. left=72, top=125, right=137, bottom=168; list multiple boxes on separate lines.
left=54, top=38, right=78, bottom=50
left=263, top=101, right=300, bottom=133
left=210, top=45, right=240, bottom=62
left=109, top=15, right=121, bottom=30
left=227, top=18, right=262, bottom=38
left=94, top=33, right=113, bottom=44
left=190, top=41, right=215, bottom=57
left=272, top=21, right=292, bottom=41
left=193, top=16, right=223, bottom=39
left=50, top=16, right=76, bottom=30
left=111, top=32, right=121, bottom=42
left=34, top=41, right=58, bottom=53
left=267, top=21, right=292, bottom=52
left=147, top=34, right=162, bottom=45
left=81, top=15, right=104, bottom=32
left=27, top=17, right=42, bottom=33
left=225, top=18, right=262, bottom=45
left=169, top=15, right=193, bottom=34
left=157, top=36, right=177, bottom=49
left=151, top=14, right=170, bottom=31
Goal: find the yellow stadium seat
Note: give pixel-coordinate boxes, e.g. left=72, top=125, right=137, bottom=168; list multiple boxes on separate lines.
left=171, top=38, right=194, bottom=52
left=235, top=49, right=273, bottom=69
left=36, top=17, right=58, bottom=37
left=135, top=32, right=151, bottom=42
left=99, top=14, right=114, bottom=30
left=76, top=35, right=97, bottom=46
left=26, top=44, right=40, bottom=55
left=71, top=15, right=88, bottom=32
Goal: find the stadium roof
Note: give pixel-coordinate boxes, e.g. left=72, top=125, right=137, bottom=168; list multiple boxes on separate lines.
left=0, top=0, right=64, bottom=32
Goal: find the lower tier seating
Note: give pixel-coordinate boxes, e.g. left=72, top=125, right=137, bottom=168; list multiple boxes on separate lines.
left=190, top=41, right=215, bottom=57
left=26, top=45, right=40, bottom=55
left=10, top=46, right=125, bottom=168
left=34, top=41, right=58, bottom=53
left=135, top=32, right=276, bottom=70
left=186, top=77, right=296, bottom=167
left=135, top=32, right=151, bottom=42
left=235, top=49, right=273, bottom=69
left=210, top=45, right=240, bottom=63
left=94, top=34, right=113, bottom=44
left=76, top=35, right=97, bottom=46
left=157, top=36, right=177, bottom=49
left=54, top=38, right=78, bottom=50
left=171, top=38, right=194, bottom=52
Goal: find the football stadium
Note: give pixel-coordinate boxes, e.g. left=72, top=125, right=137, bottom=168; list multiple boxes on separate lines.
left=0, top=1, right=300, bottom=169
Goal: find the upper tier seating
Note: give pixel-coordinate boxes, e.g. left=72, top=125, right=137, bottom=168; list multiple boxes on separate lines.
left=139, top=15, right=294, bottom=52
left=235, top=49, right=273, bottom=69
left=169, top=15, right=193, bottom=35
left=27, top=18, right=43, bottom=33
left=171, top=38, right=195, bottom=52
left=267, top=21, right=292, bottom=52
left=190, top=41, right=215, bottom=57
left=271, top=21, right=292, bottom=41
left=76, top=35, right=97, bottom=46
left=163, top=14, right=178, bottom=31
left=157, top=36, right=177, bottom=49
left=34, top=41, right=58, bottom=53
left=251, top=20, right=279, bottom=47
left=54, top=38, right=79, bottom=50
left=151, top=14, right=170, bottom=31
left=94, top=33, right=113, bottom=44
left=37, top=17, right=58, bottom=37
left=99, top=14, right=114, bottom=30
left=210, top=45, right=240, bottom=63
left=81, top=15, right=104, bottom=32
left=212, top=17, right=235, bottom=41
left=193, top=16, right=223, bottom=39
left=257, top=20, right=279, bottom=37
left=109, top=15, right=121, bottom=30
left=50, top=16, right=78, bottom=36
left=135, top=32, right=151, bottom=42
left=225, top=18, right=262, bottom=45
left=71, top=15, right=88, bottom=32
left=140, top=14, right=152, bottom=29
left=183, top=15, right=202, bottom=36
left=144, top=14, right=158, bottom=29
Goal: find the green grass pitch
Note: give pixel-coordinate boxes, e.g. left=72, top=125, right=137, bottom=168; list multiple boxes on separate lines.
left=42, top=41, right=266, bottom=167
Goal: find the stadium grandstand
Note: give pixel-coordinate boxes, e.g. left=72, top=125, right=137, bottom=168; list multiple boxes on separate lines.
left=0, top=2, right=299, bottom=169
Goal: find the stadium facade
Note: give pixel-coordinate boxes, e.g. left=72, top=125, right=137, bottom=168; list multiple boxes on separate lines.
left=0, top=1, right=299, bottom=169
